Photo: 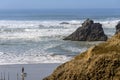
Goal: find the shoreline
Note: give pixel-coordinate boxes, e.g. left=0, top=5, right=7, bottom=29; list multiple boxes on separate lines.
left=0, top=63, right=61, bottom=80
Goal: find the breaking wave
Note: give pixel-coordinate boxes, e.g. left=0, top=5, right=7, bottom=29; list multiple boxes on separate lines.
left=0, top=19, right=119, bottom=65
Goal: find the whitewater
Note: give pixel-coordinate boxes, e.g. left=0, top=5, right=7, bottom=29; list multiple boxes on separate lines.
left=0, top=19, right=118, bottom=65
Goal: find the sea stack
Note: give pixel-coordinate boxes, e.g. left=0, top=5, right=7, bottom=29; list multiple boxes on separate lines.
left=115, top=22, right=120, bottom=34
left=44, top=33, right=120, bottom=80
left=64, top=19, right=108, bottom=41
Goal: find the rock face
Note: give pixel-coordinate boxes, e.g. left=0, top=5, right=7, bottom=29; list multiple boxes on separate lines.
left=64, top=19, right=108, bottom=41
left=115, top=22, right=120, bottom=34
left=43, top=33, right=120, bottom=80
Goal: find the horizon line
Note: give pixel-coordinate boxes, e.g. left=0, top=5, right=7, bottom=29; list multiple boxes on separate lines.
left=0, top=8, right=119, bottom=10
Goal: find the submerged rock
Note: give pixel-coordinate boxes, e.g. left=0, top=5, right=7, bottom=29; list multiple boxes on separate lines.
left=60, top=22, right=69, bottom=24
left=43, top=33, right=120, bottom=80
left=64, top=19, right=108, bottom=41
left=115, top=22, right=120, bottom=34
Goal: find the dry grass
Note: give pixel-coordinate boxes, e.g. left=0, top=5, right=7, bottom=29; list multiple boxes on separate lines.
left=43, top=33, right=120, bottom=80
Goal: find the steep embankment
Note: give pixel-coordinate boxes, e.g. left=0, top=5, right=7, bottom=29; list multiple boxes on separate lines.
left=44, top=33, right=120, bottom=80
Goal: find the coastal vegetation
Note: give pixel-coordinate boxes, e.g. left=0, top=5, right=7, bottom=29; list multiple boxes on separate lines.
left=44, top=22, right=120, bottom=80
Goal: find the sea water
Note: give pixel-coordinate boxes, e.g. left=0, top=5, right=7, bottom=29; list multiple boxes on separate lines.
left=0, top=9, right=119, bottom=64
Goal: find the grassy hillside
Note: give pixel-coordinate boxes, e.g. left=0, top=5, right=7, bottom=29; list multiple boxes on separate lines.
left=43, top=33, right=120, bottom=80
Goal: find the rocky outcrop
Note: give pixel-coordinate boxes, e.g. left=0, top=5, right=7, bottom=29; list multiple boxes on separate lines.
left=44, top=33, right=120, bottom=80
left=64, top=19, right=108, bottom=41
left=115, top=22, right=120, bottom=34
left=60, top=22, right=69, bottom=24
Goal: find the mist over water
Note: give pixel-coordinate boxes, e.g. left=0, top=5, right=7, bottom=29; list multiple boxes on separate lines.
left=0, top=9, right=119, bottom=65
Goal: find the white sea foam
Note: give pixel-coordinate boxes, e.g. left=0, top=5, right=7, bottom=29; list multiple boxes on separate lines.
left=0, top=20, right=81, bottom=40
left=0, top=19, right=118, bottom=40
left=96, top=19, right=120, bottom=28
left=0, top=52, right=72, bottom=65
left=0, top=19, right=119, bottom=65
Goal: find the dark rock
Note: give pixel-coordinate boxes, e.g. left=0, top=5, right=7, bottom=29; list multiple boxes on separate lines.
left=64, top=19, right=108, bottom=41
left=115, top=22, right=120, bottom=34
left=60, top=22, right=69, bottom=24
left=82, top=18, right=94, bottom=27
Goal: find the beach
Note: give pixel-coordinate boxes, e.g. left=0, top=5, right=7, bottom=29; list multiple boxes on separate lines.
left=0, top=9, right=119, bottom=80
left=0, top=63, right=60, bottom=80
left=0, top=9, right=119, bottom=65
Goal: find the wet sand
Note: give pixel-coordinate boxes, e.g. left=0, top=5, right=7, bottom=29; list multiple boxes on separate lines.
left=0, top=63, right=60, bottom=80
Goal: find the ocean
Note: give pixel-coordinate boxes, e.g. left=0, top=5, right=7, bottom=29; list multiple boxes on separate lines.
left=0, top=9, right=119, bottom=65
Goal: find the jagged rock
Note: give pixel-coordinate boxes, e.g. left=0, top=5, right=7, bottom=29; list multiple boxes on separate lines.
left=43, top=33, right=120, bottom=80
left=115, top=22, right=120, bottom=34
left=64, top=19, right=108, bottom=41
left=82, top=19, right=94, bottom=27
left=60, top=22, right=69, bottom=24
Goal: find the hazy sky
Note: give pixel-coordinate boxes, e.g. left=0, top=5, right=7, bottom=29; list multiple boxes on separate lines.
left=0, top=0, right=119, bottom=9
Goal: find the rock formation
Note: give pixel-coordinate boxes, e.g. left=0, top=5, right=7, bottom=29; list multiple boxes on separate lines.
left=115, top=22, right=120, bottom=34
left=44, top=33, right=120, bottom=80
left=64, top=19, right=108, bottom=41
left=60, top=22, right=69, bottom=24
